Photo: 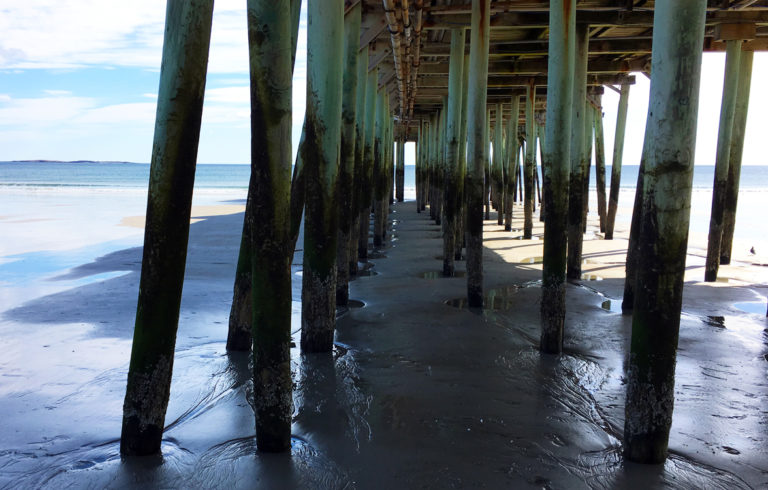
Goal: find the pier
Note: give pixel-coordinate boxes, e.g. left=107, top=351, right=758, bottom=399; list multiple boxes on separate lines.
left=118, top=0, right=768, bottom=479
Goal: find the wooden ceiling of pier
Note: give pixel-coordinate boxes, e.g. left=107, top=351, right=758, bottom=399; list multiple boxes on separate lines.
left=358, top=0, right=768, bottom=137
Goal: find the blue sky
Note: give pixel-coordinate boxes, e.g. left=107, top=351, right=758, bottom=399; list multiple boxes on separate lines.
left=0, top=1, right=766, bottom=166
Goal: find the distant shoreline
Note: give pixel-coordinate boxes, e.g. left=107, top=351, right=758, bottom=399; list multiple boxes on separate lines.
left=12, top=159, right=137, bottom=164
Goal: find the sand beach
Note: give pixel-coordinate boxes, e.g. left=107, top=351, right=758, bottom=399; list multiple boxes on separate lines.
left=0, top=185, right=766, bottom=488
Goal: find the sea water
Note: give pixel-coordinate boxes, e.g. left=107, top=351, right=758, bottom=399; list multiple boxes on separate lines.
left=1, top=160, right=767, bottom=253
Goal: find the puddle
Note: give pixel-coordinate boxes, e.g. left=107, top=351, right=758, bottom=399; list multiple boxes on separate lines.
left=347, top=299, right=365, bottom=308
left=581, top=274, right=603, bottom=281
left=445, top=285, right=523, bottom=310
left=336, top=300, right=365, bottom=318
left=600, top=300, right=623, bottom=313
left=420, top=271, right=466, bottom=279
left=734, top=302, right=766, bottom=315
left=520, top=256, right=543, bottom=264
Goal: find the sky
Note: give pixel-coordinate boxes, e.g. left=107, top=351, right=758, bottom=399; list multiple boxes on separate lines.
left=0, top=1, right=766, bottom=166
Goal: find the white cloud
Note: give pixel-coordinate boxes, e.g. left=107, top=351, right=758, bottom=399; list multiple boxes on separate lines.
left=0, top=95, right=95, bottom=125
left=0, top=0, right=254, bottom=74
left=74, top=102, right=156, bottom=124
left=43, top=89, right=72, bottom=96
left=205, top=86, right=249, bottom=104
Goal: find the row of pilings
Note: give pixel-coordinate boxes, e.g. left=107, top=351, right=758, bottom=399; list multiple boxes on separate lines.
left=119, top=0, right=407, bottom=456
left=412, top=0, right=756, bottom=465
left=118, top=0, right=757, bottom=468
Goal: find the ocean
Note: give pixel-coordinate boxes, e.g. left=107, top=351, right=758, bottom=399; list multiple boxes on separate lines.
left=1, top=160, right=767, bottom=250
left=3, top=160, right=768, bottom=192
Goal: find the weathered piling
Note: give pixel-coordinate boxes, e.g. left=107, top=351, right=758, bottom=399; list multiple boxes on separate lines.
left=493, top=103, right=505, bottom=225
left=120, top=0, right=214, bottom=456
left=242, top=0, right=294, bottom=452
left=228, top=0, right=304, bottom=353
left=566, top=23, right=589, bottom=280
left=384, top=106, right=393, bottom=218
left=442, top=28, right=466, bottom=277
left=227, top=228, right=254, bottom=350
left=705, top=40, right=742, bottom=282
left=349, top=47, right=368, bottom=277
left=301, top=0, right=344, bottom=353
left=540, top=0, right=574, bottom=354
left=504, top=96, right=520, bottom=231
left=358, top=67, right=377, bottom=262
left=721, top=50, right=754, bottom=265
left=466, top=0, right=491, bottom=307
left=605, top=83, right=630, bottom=240
left=594, top=97, right=607, bottom=233
left=336, top=4, right=361, bottom=307
left=621, top=150, right=646, bottom=314
left=485, top=107, right=492, bottom=221
left=435, top=99, right=446, bottom=225
left=523, top=80, right=536, bottom=238
left=417, top=120, right=427, bottom=212
left=429, top=112, right=438, bottom=220
left=455, top=53, right=471, bottom=260
left=396, top=137, right=405, bottom=202
left=624, top=0, right=707, bottom=464
left=537, top=121, right=547, bottom=222
left=373, top=88, right=387, bottom=247
left=581, top=98, right=594, bottom=232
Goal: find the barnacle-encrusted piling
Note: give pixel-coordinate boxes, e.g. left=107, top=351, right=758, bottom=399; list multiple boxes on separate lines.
left=465, top=0, right=491, bottom=307
left=442, top=28, right=466, bottom=277
left=301, top=0, right=344, bottom=353
left=566, top=24, right=588, bottom=279
left=358, top=67, right=378, bottom=262
left=349, top=47, right=369, bottom=277
left=336, top=4, right=362, bottom=306
left=624, top=0, right=707, bottom=464
left=243, top=0, right=294, bottom=451
left=523, top=80, right=536, bottom=238
left=121, top=0, right=214, bottom=456
left=705, top=40, right=742, bottom=282
left=605, top=83, right=630, bottom=240
left=721, top=51, right=754, bottom=265
left=594, top=96, right=607, bottom=233
left=540, top=0, right=575, bottom=354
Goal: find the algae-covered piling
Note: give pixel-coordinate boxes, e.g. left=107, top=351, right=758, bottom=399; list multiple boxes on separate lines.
left=465, top=0, right=491, bottom=308
left=301, top=0, right=344, bottom=353
left=624, top=0, right=707, bottom=464
left=121, top=0, right=214, bottom=456
left=540, top=0, right=574, bottom=354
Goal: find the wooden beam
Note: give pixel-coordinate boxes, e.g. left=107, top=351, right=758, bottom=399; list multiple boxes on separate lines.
left=421, top=38, right=653, bottom=57
left=423, top=9, right=768, bottom=30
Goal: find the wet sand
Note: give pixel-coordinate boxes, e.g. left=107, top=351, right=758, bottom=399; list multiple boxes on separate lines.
left=0, top=200, right=766, bottom=488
